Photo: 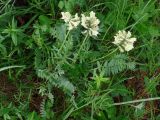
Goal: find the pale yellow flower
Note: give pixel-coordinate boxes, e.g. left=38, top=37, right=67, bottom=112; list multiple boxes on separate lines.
left=113, top=30, right=136, bottom=52
left=61, top=12, right=80, bottom=30
left=61, top=12, right=72, bottom=23
left=81, top=11, right=100, bottom=36
left=68, top=13, right=80, bottom=30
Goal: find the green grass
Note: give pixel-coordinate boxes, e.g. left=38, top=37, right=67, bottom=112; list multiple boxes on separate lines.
left=0, top=0, right=160, bottom=119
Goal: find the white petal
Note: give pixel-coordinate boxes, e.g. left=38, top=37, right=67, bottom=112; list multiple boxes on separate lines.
left=61, top=12, right=72, bottom=23
left=68, top=23, right=73, bottom=30
left=114, top=36, right=123, bottom=44
left=91, top=29, right=99, bottom=36
left=90, top=11, right=96, bottom=18
left=127, top=31, right=132, bottom=38
left=70, top=14, right=80, bottom=27
left=74, top=13, right=80, bottom=20
left=124, top=44, right=134, bottom=51
left=129, top=38, right=136, bottom=42
left=81, top=12, right=100, bottom=37
left=81, top=14, right=88, bottom=28
left=113, top=30, right=137, bottom=52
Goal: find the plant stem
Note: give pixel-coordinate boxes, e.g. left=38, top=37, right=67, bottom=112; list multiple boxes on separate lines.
left=73, top=33, right=89, bottom=63
left=90, top=48, right=118, bottom=63
left=59, top=30, right=70, bottom=52
left=112, top=97, right=160, bottom=106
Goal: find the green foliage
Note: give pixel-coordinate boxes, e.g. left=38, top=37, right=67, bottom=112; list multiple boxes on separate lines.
left=40, top=98, right=54, bottom=119
left=37, top=69, right=75, bottom=95
left=104, top=54, right=136, bottom=75
left=58, top=0, right=86, bottom=12
left=0, top=0, right=160, bottom=119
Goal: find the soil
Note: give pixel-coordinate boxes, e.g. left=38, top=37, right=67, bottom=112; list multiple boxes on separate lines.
left=0, top=70, right=43, bottom=113
left=0, top=73, right=17, bottom=103
left=29, top=93, right=44, bottom=113
left=14, top=0, right=34, bottom=27
left=0, top=69, right=67, bottom=116
left=14, top=0, right=28, bottom=6
left=125, top=69, right=160, bottom=119
left=53, top=88, right=66, bottom=115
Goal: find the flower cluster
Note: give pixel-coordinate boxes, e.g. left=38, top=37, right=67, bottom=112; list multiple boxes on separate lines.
left=112, top=30, right=137, bottom=52
left=61, top=11, right=137, bottom=52
left=81, top=11, right=100, bottom=36
left=61, top=12, right=80, bottom=31
left=61, top=11, right=100, bottom=37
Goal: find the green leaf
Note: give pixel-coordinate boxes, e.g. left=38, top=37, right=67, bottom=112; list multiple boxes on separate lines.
left=134, top=102, right=145, bottom=118
left=104, top=54, right=135, bottom=75
left=27, top=112, right=41, bottom=120
left=149, top=26, right=160, bottom=37
left=11, top=18, right=18, bottom=46
left=11, top=32, right=17, bottom=46
left=65, top=0, right=76, bottom=12
left=58, top=1, right=64, bottom=9
left=37, top=69, right=75, bottom=95
left=55, top=23, right=66, bottom=41
left=111, top=84, right=130, bottom=97
left=39, top=15, right=52, bottom=26
left=58, top=76, right=75, bottom=95
left=0, top=44, right=7, bottom=56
